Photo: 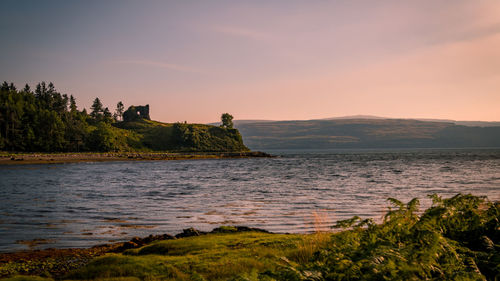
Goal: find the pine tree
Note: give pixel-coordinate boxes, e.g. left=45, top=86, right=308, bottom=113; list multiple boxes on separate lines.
left=69, top=95, right=77, bottom=113
left=90, top=97, right=104, bottom=120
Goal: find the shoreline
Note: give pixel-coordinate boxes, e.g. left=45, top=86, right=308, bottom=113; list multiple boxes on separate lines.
left=0, top=227, right=271, bottom=279
left=1, top=194, right=497, bottom=280
left=0, top=151, right=274, bottom=165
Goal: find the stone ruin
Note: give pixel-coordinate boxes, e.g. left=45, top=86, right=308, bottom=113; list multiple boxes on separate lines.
left=123, top=104, right=151, bottom=122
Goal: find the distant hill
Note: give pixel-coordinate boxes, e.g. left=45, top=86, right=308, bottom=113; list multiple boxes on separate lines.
left=415, top=119, right=500, bottom=127
left=322, top=115, right=388, bottom=120
left=214, top=116, right=500, bottom=128
left=234, top=118, right=500, bottom=150
left=322, top=116, right=500, bottom=127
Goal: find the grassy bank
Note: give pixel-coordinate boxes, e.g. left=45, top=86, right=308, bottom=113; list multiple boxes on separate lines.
left=1, top=194, right=498, bottom=280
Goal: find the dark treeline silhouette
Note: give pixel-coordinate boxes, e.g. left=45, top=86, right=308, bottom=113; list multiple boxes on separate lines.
left=0, top=81, right=128, bottom=152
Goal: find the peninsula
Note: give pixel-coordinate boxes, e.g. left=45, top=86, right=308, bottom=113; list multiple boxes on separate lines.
left=0, top=82, right=269, bottom=164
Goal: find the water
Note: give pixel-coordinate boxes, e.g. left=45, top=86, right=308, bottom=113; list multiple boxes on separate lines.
left=0, top=149, right=499, bottom=252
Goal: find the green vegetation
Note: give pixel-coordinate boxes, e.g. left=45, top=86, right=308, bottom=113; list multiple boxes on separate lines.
left=221, top=113, right=234, bottom=129
left=66, top=232, right=305, bottom=281
left=113, top=119, right=248, bottom=152
left=276, top=194, right=499, bottom=281
left=0, top=81, right=248, bottom=152
left=1, top=194, right=498, bottom=280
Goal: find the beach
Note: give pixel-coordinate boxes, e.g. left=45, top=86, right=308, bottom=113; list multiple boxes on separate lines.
left=0, top=151, right=273, bottom=165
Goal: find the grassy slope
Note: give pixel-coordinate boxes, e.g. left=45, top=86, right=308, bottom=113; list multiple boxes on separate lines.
left=102, top=125, right=147, bottom=152
left=113, top=119, right=249, bottom=152
left=66, top=232, right=309, bottom=281
left=2, top=194, right=498, bottom=281
left=1, top=231, right=316, bottom=281
left=114, top=119, right=175, bottom=151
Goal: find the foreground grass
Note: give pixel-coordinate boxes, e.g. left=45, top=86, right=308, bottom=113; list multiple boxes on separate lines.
left=2, top=194, right=499, bottom=280
left=67, top=232, right=313, bottom=281
left=2, top=231, right=322, bottom=281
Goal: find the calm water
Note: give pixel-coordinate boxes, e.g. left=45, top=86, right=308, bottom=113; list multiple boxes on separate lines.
left=0, top=149, right=499, bottom=252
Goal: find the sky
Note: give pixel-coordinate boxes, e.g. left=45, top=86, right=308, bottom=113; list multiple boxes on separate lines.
left=1, top=0, right=500, bottom=123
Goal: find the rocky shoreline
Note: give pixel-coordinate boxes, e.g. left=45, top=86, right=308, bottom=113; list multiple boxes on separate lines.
left=0, top=151, right=274, bottom=165
left=0, top=226, right=270, bottom=278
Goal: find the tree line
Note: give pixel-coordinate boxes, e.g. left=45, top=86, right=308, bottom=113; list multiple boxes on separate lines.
left=0, top=81, right=129, bottom=152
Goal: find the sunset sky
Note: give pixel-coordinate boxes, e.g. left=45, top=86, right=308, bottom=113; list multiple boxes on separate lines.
left=1, top=0, right=500, bottom=123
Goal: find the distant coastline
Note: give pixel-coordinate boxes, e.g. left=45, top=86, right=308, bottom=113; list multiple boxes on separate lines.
left=0, top=151, right=273, bottom=165
left=235, top=118, right=500, bottom=150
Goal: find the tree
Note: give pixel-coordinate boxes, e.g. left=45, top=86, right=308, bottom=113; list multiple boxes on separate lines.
left=88, top=122, right=117, bottom=151
left=22, top=84, right=31, bottom=94
left=90, top=97, right=104, bottom=120
left=221, top=113, right=234, bottom=129
left=1, top=81, right=9, bottom=91
left=35, top=110, right=66, bottom=151
left=114, top=101, right=124, bottom=121
left=69, top=95, right=77, bottom=113
left=103, top=107, right=113, bottom=123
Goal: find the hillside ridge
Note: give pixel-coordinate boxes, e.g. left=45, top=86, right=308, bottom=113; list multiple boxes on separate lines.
left=233, top=118, right=500, bottom=150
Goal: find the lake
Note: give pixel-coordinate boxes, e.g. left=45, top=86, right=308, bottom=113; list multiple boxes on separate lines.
left=1, top=148, right=499, bottom=252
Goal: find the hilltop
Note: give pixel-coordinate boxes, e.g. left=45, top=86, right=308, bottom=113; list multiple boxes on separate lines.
left=113, top=118, right=249, bottom=152
left=233, top=118, right=500, bottom=150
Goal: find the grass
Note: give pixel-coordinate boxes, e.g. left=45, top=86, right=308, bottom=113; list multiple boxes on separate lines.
left=113, top=119, right=249, bottom=152
left=1, top=194, right=498, bottom=280
left=65, top=232, right=306, bottom=281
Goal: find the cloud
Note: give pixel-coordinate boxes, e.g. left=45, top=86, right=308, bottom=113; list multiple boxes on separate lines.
left=114, top=60, right=205, bottom=74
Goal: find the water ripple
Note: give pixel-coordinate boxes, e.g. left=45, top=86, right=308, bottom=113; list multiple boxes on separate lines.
left=0, top=149, right=499, bottom=251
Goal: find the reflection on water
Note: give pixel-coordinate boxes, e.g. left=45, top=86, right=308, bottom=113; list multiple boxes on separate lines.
left=0, top=149, right=499, bottom=252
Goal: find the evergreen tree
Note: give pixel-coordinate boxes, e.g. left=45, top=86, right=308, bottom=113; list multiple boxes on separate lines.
left=90, top=97, right=104, bottom=121
left=69, top=95, right=77, bottom=113
left=23, top=84, right=31, bottom=93
left=1, top=81, right=8, bottom=91
left=1, top=81, right=82, bottom=151
left=103, top=107, right=113, bottom=123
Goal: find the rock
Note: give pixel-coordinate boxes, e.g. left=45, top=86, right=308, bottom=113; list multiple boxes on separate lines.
left=120, top=241, right=138, bottom=250
left=211, top=226, right=238, bottom=233
left=235, top=226, right=270, bottom=233
left=175, top=227, right=206, bottom=238
left=130, top=237, right=144, bottom=246
left=143, top=234, right=154, bottom=243
left=210, top=226, right=271, bottom=234
left=160, top=234, right=175, bottom=240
